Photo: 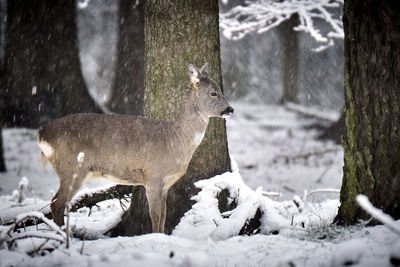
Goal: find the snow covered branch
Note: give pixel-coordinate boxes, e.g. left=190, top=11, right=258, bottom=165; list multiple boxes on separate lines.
left=0, top=212, right=66, bottom=250
left=173, top=164, right=339, bottom=241
left=70, top=184, right=132, bottom=212
left=356, top=195, right=400, bottom=236
left=303, top=188, right=340, bottom=202
left=220, top=0, right=343, bottom=50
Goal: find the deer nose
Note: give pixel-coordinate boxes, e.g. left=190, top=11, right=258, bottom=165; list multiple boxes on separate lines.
left=221, top=106, right=234, bottom=117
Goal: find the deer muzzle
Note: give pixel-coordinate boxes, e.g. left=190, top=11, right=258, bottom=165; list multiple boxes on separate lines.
left=221, top=106, right=234, bottom=118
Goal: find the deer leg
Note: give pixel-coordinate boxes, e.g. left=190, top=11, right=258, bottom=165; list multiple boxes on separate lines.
left=51, top=167, right=87, bottom=226
left=51, top=183, right=68, bottom=226
left=146, top=186, right=168, bottom=233
left=159, top=190, right=168, bottom=233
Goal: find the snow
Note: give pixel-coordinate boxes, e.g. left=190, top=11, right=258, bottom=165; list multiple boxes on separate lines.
left=356, top=194, right=400, bottom=236
left=220, top=0, right=343, bottom=51
left=76, top=0, right=118, bottom=113
left=77, top=0, right=91, bottom=9
left=77, top=152, right=85, bottom=163
left=0, top=101, right=397, bottom=266
left=226, top=101, right=343, bottom=200
left=11, top=177, right=29, bottom=204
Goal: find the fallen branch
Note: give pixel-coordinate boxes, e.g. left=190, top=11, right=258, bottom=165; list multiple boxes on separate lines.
left=1, top=185, right=132, bottom=231
left=70, top=184, right=133, bottom=212
left=8, top=231, right=65, bottom=249
left=0, top=212, right=66, bottom=250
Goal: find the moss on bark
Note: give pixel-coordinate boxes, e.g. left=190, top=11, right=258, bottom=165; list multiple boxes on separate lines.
left=336, top=0, right=400, bottom=225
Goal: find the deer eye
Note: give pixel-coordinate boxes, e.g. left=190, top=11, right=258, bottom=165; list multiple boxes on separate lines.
left=211, top=92, right=218, bottom=97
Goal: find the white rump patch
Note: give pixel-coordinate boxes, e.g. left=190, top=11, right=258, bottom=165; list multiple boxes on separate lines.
left=38, top=141, right=54, bottom=158
left=193, top=131, right=205, bottom=146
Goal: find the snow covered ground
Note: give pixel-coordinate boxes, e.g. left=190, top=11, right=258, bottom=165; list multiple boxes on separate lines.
left=0, top=101, right=398, bottom=267
left=226, top=101, right=343, bottom=200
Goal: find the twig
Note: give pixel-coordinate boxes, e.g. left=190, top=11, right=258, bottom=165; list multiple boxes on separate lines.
left=315, top=165, right=332, bottom=183
left=119, top=198, right=126, bottom=212
left=283, top=185, right=295, bottom=193
left=65, top=174, right=77, bottom=249
left=28, top=239, right=50, bottom=256
left=303, top=188, right=340, bottom=202
left=80, top=240, right=85, bottom=255
left=275, top=148, right=340, bottom=163
left=8, top=231, right=65, bottom=249
left=3, top=212, right=66, bottom=239
left=220, top=0, right=343, bottom=51
left=0, top=212, right=66, bottom=251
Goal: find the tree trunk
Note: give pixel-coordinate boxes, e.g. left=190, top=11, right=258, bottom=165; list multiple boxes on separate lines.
left=106, top=0, right=144, bottom=115
left=317, top=112, right=345, bottom=144
left=281, top=14, right=299, bottom=104
left=0, top=1, right=5, bottom=172
left=112, top=0, right=231, bottom=236
left=336, top=0, right=400, bottom=225
left=0, top=127, right=5, bottom=172
left=0, top=0, right=100, bottom=128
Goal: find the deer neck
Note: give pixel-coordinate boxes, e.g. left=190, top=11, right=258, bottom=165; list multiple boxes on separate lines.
left=175, top=91, right=209, bottom=147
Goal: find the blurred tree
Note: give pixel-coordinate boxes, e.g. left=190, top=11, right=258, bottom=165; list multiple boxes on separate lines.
left=336, top=0, right=400, bottom=224
left=280, top=14, right=299, bottom=104
left=106, top=0, right=144, bottom=115
left=0, top=0, right=100, bottom=128
left=220, top=0, right=343, bottom=49
left=220, top=0, right=344, bottom=144
left=111, top=0, right=231, bottom=235
left=219, top=0, right=250, bottom=100
left=0, top=0, right=5, bottom=172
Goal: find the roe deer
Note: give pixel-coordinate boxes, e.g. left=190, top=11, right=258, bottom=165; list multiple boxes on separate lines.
left=38, top=62, right=233, bottom=233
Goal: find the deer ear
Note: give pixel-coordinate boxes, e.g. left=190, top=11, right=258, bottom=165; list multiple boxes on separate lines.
left=187, top=62, right=200, bottom=84
left=200, top=62, right=211, bottom=76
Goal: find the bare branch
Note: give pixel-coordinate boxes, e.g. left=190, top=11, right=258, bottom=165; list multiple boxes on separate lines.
left=8, top=231, right=65, bottom=249
left=220, top=0, right=343, bottom=51
left=0, top=212, right=66, bottom=250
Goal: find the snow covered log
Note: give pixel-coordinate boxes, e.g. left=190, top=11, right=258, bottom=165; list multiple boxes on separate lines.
left=70, top=184, right=132, bottom=212
left=172, top=159, right=340, bottom=241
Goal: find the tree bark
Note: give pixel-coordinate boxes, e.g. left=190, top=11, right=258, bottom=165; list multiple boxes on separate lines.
left=336, top=0, right=400, bottom=225
left=112, top=0, right=231, bottom=236
left=281, top=14, right=299, bottom=104
left=106, top=0, right=144, bottom=115
left=317, top=112, right=345, bottom=144
left=0, top=0, right=101, bottom=128
left=0, top=127, right=5, bottom=172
